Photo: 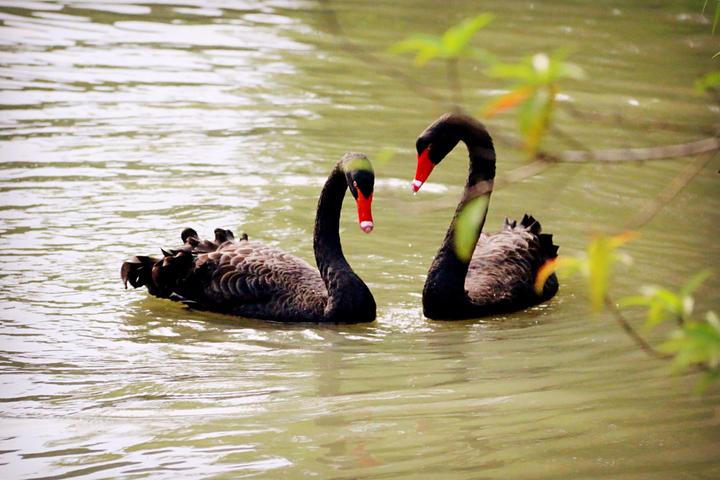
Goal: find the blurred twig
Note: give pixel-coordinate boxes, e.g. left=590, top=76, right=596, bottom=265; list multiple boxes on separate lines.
left=559, top=103, right=719, bottom=136
left=624, top=152, right=717, bottom=230
left=446, top=59, right=463, bottom=109
left=557, top=137, right=720, bottom=163
left=318, top=0, right=450, bottom=106
left=604, top=296, right=673, bottom=360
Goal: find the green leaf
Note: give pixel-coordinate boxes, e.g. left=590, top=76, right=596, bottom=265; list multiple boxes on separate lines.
left=680, top=269, right=712, bottom=297
left=388, top=35, right=443, bottom=66
left=618, top=295, right=654, bottom=308
left=554, top=256, right=585, bottom=279
left=488, top=62, right=535, bottom=82
left=660, top=317, right=720, bottom=372
left=556, top=61, right=586, bottom=81
left=554, top=232, right=637, bottom=313
left=516, top=87, right=554, bottom=154
left=714, top=1, right=720, bottom=33
left=487, top=50, right=584, bottom=85
left=696, top=369, right=720, bottom=394
left=706, top=310, right=720, bottom=334
left=441, top=14, right=493, bottom=57
left=388, top=14, right=493, bottom=65
left=453, top=195, right=490, bottom=262
left=586, top=236, right=613, bottom=312
left=695, top=71, right=720, bottom=92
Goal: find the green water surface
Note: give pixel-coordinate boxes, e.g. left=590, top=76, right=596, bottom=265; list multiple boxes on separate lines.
left=1, top=1, right=719, bottom=478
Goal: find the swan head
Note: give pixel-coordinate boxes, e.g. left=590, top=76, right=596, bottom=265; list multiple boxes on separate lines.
left=412, top=112, right=488, bottom=192
left=341, top=152, right=375, bottom=234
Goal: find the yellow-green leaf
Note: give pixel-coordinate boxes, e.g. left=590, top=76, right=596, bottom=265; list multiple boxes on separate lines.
left=441, top=14, right=493, bottom=57
left=453, top=195, right=490, bottom=262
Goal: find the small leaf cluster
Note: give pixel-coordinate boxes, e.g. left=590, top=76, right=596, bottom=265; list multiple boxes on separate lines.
left=620, top=271, right=719, bottom=390
left=389, top=14, right=583, bottom=157
left=537, top=235, right=719, bottom=391
left=535, top=232, right=635, bottom=311
left=483, top=51, right=584, bottom=155
left=388, top=14, right=494, bottom=66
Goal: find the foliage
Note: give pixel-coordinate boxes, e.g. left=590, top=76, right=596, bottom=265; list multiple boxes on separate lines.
left=453, top=194, right=490, bottom=262
left=483, top=51, right=584, bottom=155
left=703, top=0, right=720, bottom=34
left=661, top=311, right=720, bottom=391
left=618, top=272, right=719, bottom=390
left=619, top=270, right=712, bottom=331
left=535, top=232, right=636, bottom=311
left=538, top=235, right=718, bottom=391
left=695, top=70, right=720, bottom=91
left=389, top=14, right=494, bottom=66
left=390, top=11, right=718, bottom=392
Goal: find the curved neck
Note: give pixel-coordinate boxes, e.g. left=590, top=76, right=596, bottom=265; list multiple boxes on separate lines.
left=425, top=122, right=496, bottom=302
left=313, top=165, right=374, bottom=321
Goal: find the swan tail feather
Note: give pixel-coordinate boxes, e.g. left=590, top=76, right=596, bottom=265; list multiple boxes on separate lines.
left=539, top=233, right=559, bottom=258
left=505, top=214, right=559, bottom=259
left=520, top=213, right=541, bottom=235
left=121, top=255, right=159, bottom=289
left=214, top=228, right=234, bottom=243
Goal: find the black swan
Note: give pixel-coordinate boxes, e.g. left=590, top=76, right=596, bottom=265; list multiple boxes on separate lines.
left=122, top=153, right=377, bottom=324
left=411, top=112, right=559, bottom=320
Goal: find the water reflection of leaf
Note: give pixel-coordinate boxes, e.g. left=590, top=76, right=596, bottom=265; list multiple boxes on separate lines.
left=453, top=195, right=490, bottom=262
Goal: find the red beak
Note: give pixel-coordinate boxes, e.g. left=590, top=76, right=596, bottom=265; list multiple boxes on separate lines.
left=412, top=147, right=435, bottom=192
left=356, top=190, right=373, bottom=233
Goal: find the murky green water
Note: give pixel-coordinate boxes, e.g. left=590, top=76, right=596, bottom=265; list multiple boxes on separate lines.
left=1, top=1, right=719, bottom=478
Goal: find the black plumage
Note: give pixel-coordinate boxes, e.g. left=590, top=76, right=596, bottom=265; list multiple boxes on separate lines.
left=122, top=153, right=376, bottom=323
left=414, top=113, right=559, bottom=320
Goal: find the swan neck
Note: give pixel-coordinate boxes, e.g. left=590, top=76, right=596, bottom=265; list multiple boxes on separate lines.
left=426, top=119, right=496, bottom=303
left=313, top=164, right=374, bottom=321
left=462, top=123, right=496, bottom=187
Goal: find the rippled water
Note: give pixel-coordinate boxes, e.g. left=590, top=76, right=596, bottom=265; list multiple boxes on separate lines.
left=1, top=1, right=719, bottom=478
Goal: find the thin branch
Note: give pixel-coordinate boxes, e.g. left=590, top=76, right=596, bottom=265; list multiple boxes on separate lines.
left=494, top=158, right=554, bottom=189
left=319, top=0, right=450, bottom=106
left=492, top=128, right=719, bottom=166
left=605, top=297, right=712, bottom=372
left=446, top=59, right=463, bottom=109
left=558, top=137, right=720, bottom=163
left=604, top=296, right=673, bottom=360
left=558, top=103, right=719, bottom=136
left=625, top=153, right=717, bottom=230
left=549, top=124, right=592, bottom=152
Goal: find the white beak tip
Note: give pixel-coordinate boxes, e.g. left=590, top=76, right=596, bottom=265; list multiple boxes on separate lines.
left=359, top=221, right=374, bottom=233
left=411, top=179, right=423, bottom=192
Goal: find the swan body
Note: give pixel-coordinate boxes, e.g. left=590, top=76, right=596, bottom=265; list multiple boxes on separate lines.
left=122, top=153, right=376, bottom=324
left=413, top=112, right=559, bottom=320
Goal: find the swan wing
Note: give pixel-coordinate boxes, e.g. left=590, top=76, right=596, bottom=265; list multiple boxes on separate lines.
left=188, top=240, right=328, bottom=321
left=465, top=215, right=557, bottom=305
